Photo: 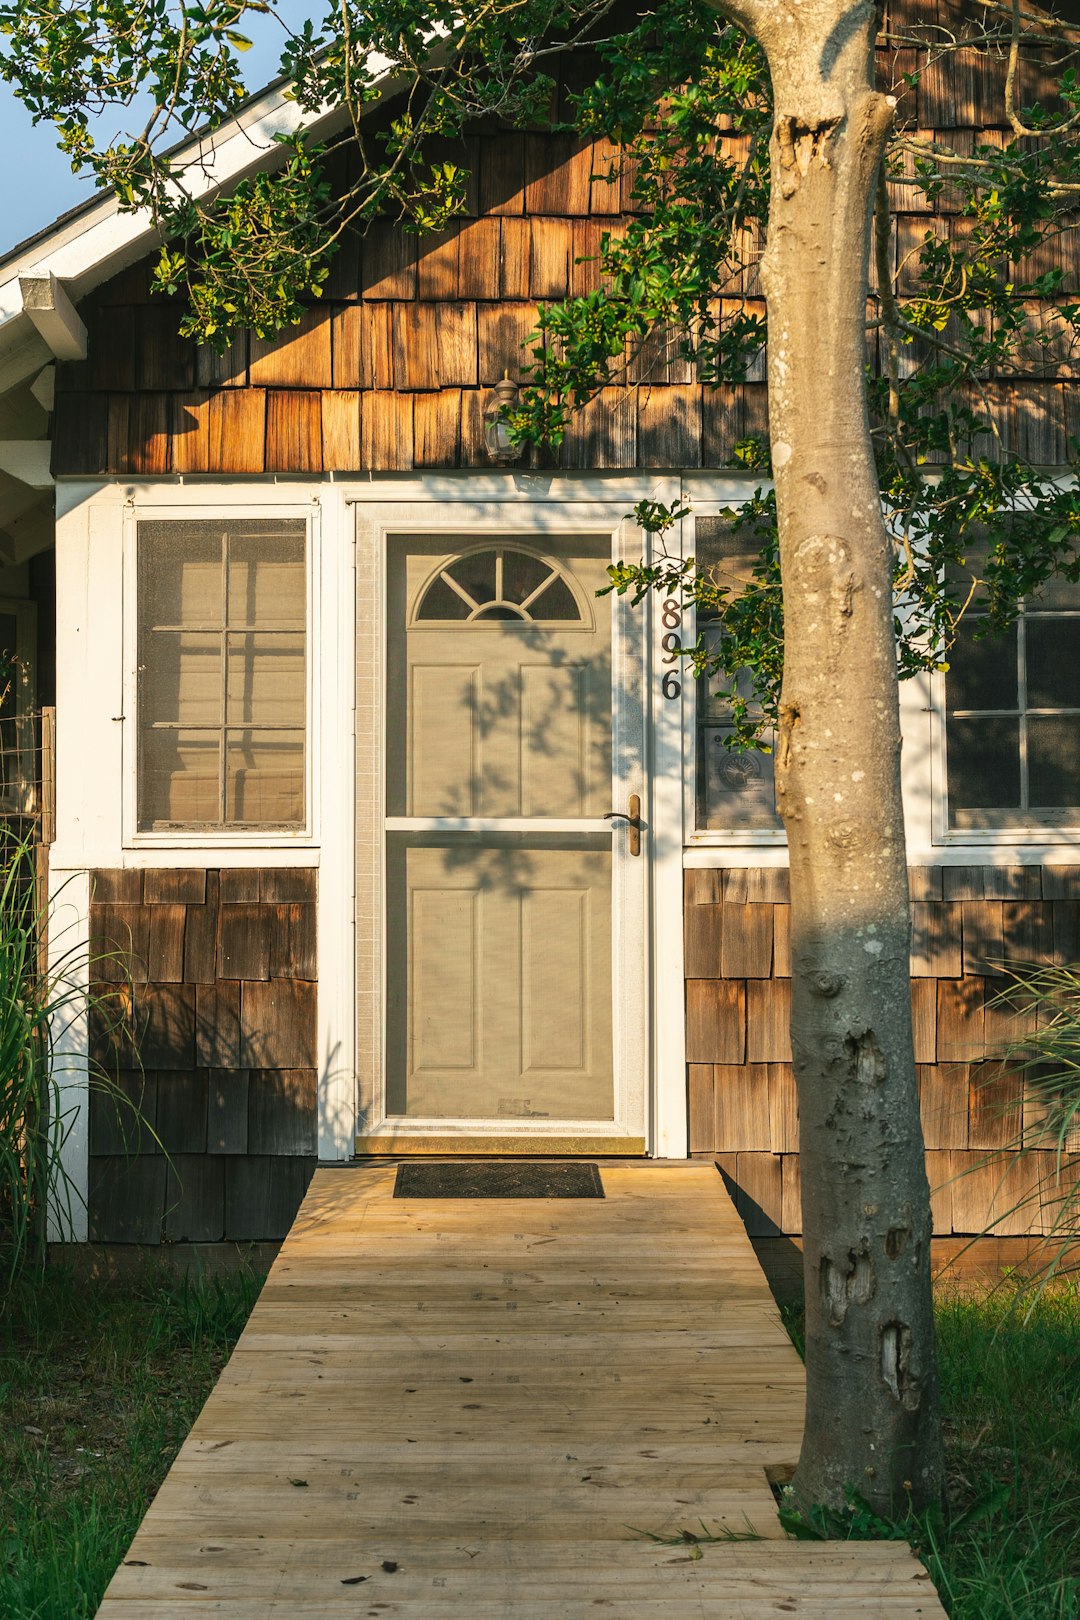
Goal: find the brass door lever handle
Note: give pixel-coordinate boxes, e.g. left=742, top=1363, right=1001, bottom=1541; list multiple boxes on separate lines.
left=603, top=793, right=642, bottom=857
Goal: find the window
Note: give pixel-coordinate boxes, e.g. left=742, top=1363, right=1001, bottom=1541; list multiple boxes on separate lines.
left=137, top=519, right=307, bottom=831
left=414, top=544, right=583, bottom=624
left=694, top=517, right=782, bottom=833
left=945, top=570, right=1080, bottom=830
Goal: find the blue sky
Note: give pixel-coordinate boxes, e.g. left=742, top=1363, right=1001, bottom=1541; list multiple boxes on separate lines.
left=0, top=5, right=319, bottom=255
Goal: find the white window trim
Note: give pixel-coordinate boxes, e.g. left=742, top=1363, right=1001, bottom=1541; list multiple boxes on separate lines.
left=120, top=497, right=322, bottom=851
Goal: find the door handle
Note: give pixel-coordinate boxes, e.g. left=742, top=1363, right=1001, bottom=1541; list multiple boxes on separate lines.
left=604, top=794, right=642, bottom=857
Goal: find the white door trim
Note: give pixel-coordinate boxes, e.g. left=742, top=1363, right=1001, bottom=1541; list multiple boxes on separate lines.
left=353, top=497, right=651, bottom=1152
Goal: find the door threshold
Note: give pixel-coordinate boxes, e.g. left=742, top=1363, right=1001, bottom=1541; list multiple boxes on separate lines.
left=354, top=1133, right=647, bottom=1157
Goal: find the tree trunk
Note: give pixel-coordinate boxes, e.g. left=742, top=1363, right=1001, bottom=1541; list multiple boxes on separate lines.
left=734, top=0, right=945, bottom=1516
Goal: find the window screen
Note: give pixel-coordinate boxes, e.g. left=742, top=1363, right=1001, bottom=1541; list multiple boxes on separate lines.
left=137, top=519, right=306, bottom=830
left=694, top=517, right=782, bottom=833
left=945, top=567, right=1080, bottom=829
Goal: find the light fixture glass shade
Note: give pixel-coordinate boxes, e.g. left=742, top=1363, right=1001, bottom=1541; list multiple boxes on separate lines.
left=483, top=373, right=522, bottom=464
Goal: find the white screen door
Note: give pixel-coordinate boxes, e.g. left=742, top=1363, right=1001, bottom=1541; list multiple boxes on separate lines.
left=373, top=528, right=646, bottom=1149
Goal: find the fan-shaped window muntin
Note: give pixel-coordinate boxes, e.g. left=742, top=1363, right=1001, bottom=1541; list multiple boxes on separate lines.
left=413, top=545, right=587, bottom=627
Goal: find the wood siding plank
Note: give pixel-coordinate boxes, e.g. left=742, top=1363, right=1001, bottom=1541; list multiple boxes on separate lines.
left=196, top=981, right=242, bottom=1070
left=685, top=978, right=745, bottom=1065
left=362, top=391, right=414, bottom=469
left=713, top=1063, right=771, bottom=1152
left=240, top=980, right=318, bottom=1070
left=218, top=904, right=271, bottom=981
left=164, top=1155, right=225, bottom=1242
left=361, top=222, right=418, bottom=299
left=937, top=978, right=985, bottom=1062
left=250, top=310, right=332, bottom=388
left=248, top=1069, right=318, bottom=1155
left=961, top=901, right=1005, bottom=978
left=911, top=979, right=937, bottom=1063
left=683, top=902, right=722, bottom=978
left=209, top=1070, right=250, bottom=1155
left=413, top=390, right=462, bottom=468
left=529, top=219, right=571, bottom=299
left=910, top=901, right=963, bottom=976
left=917, top=1064, right=969, bottom=1150
left=265, top=390, right=323, bottom=472
left=746, top=979, right=792, bottom=1063
left=769, top=1064, right=799, bottom=1153
left=171, top=391, right=211, bottom=472
left=208, top=390, right=266, bottom=473
left=321, top=389, right=361, bottom=470
left=638, top=385, right=702, bottom=467
left=721, top=903, right=774, bottom=979
left=148, top=903, right=187, bottom=983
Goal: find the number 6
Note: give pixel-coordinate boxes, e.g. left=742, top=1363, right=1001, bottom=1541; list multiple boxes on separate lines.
left=662, top=671, right=681, bottom=700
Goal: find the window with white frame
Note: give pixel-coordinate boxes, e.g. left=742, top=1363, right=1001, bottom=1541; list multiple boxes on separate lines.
left=944, top=570, right=1080, bottom=830
left=694, top=516, right=782, bottom=833
left=137, top=518, right=307, bottom=831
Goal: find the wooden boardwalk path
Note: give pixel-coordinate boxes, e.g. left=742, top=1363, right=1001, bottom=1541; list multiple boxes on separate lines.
left=96, top=1162, right=945, bottom=1617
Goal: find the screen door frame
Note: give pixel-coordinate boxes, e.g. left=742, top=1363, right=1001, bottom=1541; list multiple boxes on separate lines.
left=355, top=499, right=648, bottom=1153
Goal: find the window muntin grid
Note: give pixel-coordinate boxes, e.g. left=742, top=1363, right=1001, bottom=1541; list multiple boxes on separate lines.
left=137, top=519, right=307, bottom=830
left=945, top=576, right=1080, bottom=830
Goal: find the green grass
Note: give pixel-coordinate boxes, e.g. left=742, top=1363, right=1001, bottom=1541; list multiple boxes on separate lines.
left=0, top=1263, right=263, bottom=1620
left=781, top=1285, right=1080, bottom=1619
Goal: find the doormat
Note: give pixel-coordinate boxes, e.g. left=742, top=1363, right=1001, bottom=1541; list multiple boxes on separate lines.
left=394, top=1162, right=605, bottom=1199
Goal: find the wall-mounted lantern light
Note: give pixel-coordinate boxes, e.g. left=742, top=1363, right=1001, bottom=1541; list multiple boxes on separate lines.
left=482, top=372, right=522, bottom=464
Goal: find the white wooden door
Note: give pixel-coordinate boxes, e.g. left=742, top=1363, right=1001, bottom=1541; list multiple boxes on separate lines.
left=378, top=530, right=645, bottom=1145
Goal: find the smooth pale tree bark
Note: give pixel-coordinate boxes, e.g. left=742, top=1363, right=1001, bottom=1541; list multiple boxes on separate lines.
left=709, top=0, right=944, bottom=1516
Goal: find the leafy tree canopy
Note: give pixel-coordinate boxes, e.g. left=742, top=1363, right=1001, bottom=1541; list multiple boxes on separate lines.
left=2, top=0, right=1078, bottom=743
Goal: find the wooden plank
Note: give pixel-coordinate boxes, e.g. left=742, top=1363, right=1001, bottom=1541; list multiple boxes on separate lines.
left=248, top=1068, right=318, bottom=1155
left=220, top=869, right=261, bottom=902
left=733, top=1151, right=783, bottom=1236
left=478, top=304, right=539, bottom=386
left=499, top=218, right=531, bottom=299
left=457, top=219, right=502, bottom=300
left=638, top=385, right=702, bottom=467
left=743, top=870, right=790, bottom=903
left=685, top=868, right=720, bottom=905
left=92, top=869, right=144, bottom=903
left=984, top=865, right=1042, bottom=901
left=773, top=905, right=792, bottom=977
left=769, top=1063, right=799, bottom=1152
left=208, top=389, right=266, bottom=473
left=52, top=390, right=108, bottom=474
left=148, top=902, right=187, bottom=982
left=358, top=304, right=394, bottom=390
left=746, top=979, right=792, bottom=1063
left=1002, top=900, right=1054, bottom=967
left=936, top=978, right=984, bottom=1062
left=265, top=390, right=323, bottom=472
left=910, top=901, right=962, bottom=977
left=1053, top=900, right=1080, bottom=965
left=88, top=1155, right=166, bottom=1244
left=685, top=978, right=745, bottom=1064
left=218, top=903, right=271, bottom=981
left=196, top=330, right=248, bottom=387
left=683, top=901, right=722, bottom=977
left=908, top=866, right=943, bottom=901
left=524, top=134, right=593, bottom=214
left=942, top=865, right=984, bottom=901
left=114, top=393, right=172, bottom=475
left=209, top=1069, right=250, bottom=1155
left=917, top=1064, right=969, bottom=1150
left=183, top=881, right=219, bottom=985
left=961, top=900, right=1005, bottom=978
left=91, top=901, right=150, bottom=984
left=362, top=391, right=414, bottom=470
left=361, top=220, right=418, bottom=298
left=560, top=387, right=637, bottom=469
left=948, top=1151, right=1042, bottom=1236
left=414, top=389, right=462, bottom=468
left=529, top=218, right=571, bottom=299
left=479, top=132, right=526, bottom=215
left=320, top=389, right=361, bottom=469
left=1042, top=866, right=1080, bottom=899
left=164, top=1154, right=225, bottom=1243
left=417, top=226, right=461, bottom=299
left=331, top=305, right=361, bottom=387
left=145, top=870, right=206, bottom=904
left=155, top=1071, right=210, bottom=1154
left=196, top=981, right=242, bottom=1069
left=911, top=978, right=937, bottom=1063
left=240, top=980, right=318, bottom=1069
left=260, top=869, right=316, bottom=903
left=124, top=984, right=197, bottom=1070
left=721, top=901, right=774, bottom=978
left=781, top=1153, right=802, bottom=1233
left=136, top=305, right=196, bottom=390
left=714, top=1063, right=772, bottom=1152
left=89, top=1070, right=159, bottom=1155
left=687, top=1064, right=715, bottom=1152
left=170, top=390, right=210, bottom=472
left=968, top=1060, right=1023, bottom=1151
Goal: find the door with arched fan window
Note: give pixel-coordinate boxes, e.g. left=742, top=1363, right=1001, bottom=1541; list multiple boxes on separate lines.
left=372, top=528, right=646, bottom=1149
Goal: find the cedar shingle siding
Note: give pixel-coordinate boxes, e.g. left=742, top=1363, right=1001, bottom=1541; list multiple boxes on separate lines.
left=88, top=869, right=317, bottom=1242
left=687, top=867, right=1079, bottom=1237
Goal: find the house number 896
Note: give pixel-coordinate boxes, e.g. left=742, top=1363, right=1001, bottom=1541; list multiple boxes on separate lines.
left=661, top=599, right=681, bottom=699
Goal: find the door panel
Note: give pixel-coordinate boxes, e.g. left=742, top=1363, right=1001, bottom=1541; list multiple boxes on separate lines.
left=386, top=835, right=613, bottom=1120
